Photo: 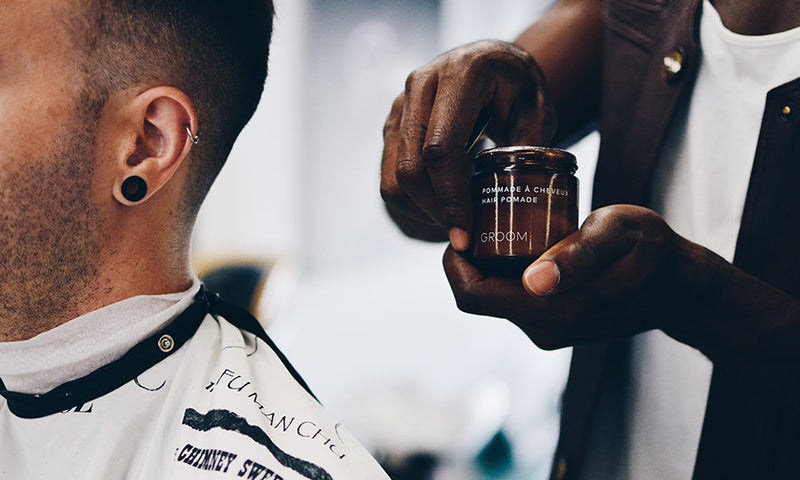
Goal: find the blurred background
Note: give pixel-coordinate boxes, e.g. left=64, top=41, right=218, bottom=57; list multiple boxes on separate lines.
left=193, top=0, right=599, bottom=478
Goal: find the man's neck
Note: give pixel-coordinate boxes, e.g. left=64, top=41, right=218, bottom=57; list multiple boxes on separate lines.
left=710, top=0, right=800, bottom=35
left=0, top=250, right=194, bottom=343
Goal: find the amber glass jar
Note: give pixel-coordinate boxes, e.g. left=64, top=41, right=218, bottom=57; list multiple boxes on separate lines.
left=470, top=146, right=578, bottom=273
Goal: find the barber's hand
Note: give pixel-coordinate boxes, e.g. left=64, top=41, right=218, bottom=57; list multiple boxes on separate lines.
left=380, top=39, right=557, bottom=249
left=443, top=205, right=697, bottom=349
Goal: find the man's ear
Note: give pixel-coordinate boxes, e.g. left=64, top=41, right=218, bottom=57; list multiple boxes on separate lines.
left=112, top=87, right=198, bottom=206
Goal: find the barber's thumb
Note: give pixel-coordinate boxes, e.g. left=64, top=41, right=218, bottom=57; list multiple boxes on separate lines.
left=523, top=259, right=560, bottom=296
left=522, top=231, right=595, bottom=297
left=522, top=217, right=631, bottom=296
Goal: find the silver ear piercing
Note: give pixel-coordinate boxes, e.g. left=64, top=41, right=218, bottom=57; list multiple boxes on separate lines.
left=186, top=125, right=200, bottom=145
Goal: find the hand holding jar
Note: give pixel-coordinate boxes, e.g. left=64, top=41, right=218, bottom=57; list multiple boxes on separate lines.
left=377, top=29, right=727, bottom=349
left=470, top=146, right=578, bottom=275
left=380, top=39, right=557, bottom=249
left=443, top=204, right=705, bottom=349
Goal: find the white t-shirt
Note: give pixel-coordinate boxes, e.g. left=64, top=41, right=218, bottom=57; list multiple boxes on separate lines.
left=0, top=286, right=388, bottom=480
left=581, top=2, right=800, bottom=479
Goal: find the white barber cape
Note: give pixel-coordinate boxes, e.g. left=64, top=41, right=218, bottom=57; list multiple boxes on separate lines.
left=0, top=286, right=388, bottom=480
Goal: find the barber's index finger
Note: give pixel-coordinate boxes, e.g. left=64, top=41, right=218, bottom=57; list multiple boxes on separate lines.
left=420, top=89, right=490, bottom=245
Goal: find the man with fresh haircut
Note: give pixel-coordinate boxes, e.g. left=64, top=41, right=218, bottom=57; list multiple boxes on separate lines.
left=0, top=1, right=388, bottom=478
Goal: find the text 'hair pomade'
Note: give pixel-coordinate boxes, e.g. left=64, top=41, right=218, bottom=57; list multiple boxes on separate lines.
left=470, top=146, right=578, bottom=273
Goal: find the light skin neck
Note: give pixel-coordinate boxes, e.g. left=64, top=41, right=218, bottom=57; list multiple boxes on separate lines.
left=0, top=178, right=196, bottom=343
left=710, top=0, right=800, bottom=35
left=0, top=85, right=200, bottom=343
left=96, top=189, right=196, bottom=315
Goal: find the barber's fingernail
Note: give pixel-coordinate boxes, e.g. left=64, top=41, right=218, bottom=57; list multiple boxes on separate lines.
left=524, top=260, right=560, bottom=296
left=449, top=228, right=470, bottom=252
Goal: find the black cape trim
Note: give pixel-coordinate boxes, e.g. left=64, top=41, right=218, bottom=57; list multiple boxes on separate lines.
left=0, top=285, right=315, bottom=418
left=207, top=294, right=317, bottom=402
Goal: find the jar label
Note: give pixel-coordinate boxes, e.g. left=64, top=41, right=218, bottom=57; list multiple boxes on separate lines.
left=471, top=172, right=578, bottom=262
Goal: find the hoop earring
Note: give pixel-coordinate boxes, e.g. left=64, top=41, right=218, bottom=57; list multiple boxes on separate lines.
left=121, top=176, right=148, bottom=203
left=186, top=125, right=200, bottom=145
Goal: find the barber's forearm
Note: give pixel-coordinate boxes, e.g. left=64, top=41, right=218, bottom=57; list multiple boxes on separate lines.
left=514, top=0, right=604, bottom=143
left=665, top=239, right=800, bottom=402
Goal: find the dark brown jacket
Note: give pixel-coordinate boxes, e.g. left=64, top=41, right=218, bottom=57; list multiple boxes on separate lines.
left=550, top=0, right=800, bottom=478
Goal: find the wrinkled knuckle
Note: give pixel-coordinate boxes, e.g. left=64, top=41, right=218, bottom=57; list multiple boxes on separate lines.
left=421, top=135, right=456, bottom=165
left=421, top=141, right=447, bottom=162
left=405, top=68, right=433, bottom=92
left=394, top=158, right=423, bottom=184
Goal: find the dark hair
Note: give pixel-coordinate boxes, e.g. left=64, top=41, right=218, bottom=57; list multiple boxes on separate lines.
left=72, top=0, right=275, bottom=221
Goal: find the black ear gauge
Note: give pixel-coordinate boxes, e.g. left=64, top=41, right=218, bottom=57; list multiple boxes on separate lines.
left=121, top=176, right=148, bottom=203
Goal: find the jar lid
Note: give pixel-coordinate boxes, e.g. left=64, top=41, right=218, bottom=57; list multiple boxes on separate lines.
left=474, top=146, right=577, bottom=174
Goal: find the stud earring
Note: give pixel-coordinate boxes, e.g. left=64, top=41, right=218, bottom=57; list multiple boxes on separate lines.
left=121, top=176, right=148, bottom=203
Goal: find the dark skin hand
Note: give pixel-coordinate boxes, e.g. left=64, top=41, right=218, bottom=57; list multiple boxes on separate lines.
left=381, top=0, right=800, bottom=404
left=444, top=206, right=800, bottom=381
left=444, top=206, right=682, bottom=349
left=444, top=203, right=800, bottom=408
left=380, top=0, right=603, bottom=247
left=380, top=39, right=558, bottom=247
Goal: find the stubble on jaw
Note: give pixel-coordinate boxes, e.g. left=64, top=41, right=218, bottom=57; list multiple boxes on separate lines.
left=0, top=102, right=109, bottom=341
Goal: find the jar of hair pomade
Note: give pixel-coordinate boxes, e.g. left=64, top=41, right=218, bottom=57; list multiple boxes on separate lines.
left=470, top=146, right=578, bottom=273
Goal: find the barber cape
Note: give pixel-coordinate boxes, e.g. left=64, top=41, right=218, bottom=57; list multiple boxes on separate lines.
left=0, top=287, right=388, bottom=479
